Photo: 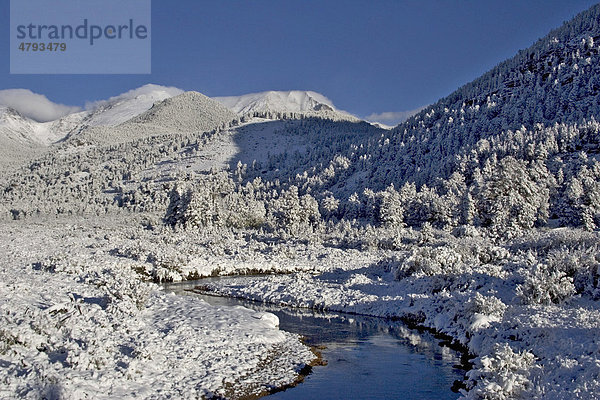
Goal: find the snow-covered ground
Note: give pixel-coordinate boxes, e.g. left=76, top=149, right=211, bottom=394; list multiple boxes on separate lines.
left=4, top=211, right=599, bottom=399
left=0, top=217, right=316, bottom=399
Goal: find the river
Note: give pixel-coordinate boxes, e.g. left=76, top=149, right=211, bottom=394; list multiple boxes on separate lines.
left=165, top=278, right=465, bottom=400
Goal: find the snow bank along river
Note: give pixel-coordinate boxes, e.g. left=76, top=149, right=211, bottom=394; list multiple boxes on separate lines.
left=166, top=278, right=466, bottom=399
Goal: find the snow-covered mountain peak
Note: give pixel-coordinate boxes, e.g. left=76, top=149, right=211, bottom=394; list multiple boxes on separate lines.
left=56, top=90, right=238, bottom=147
left=0, top=105, right=74, bottom=148
left=0, top=106, right=41, bottom=137
left=0, top=106, right=26, bottom=122
left=87, top=84, right=183, bottom=108
left=214, top=90, right=343, bottom=115
left=127, top=90, right=236, bottom=130
left=81, top=84, right=184, bottom=128
left=161, top=90, right=212, bottom=104
left=68, top=90, right=240, bottom=145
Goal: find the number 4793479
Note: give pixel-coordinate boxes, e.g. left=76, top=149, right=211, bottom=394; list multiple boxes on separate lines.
left=18, top=42, right=66, bottom=52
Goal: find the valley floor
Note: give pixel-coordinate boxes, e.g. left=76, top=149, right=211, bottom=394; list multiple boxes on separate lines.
left=1, top=214, right=599, bottom=399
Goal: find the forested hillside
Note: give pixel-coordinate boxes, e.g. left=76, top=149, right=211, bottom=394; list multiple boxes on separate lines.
left=0, top=93, right=239, bottom=218
left=4, top=5, right=600, bottom=239
left=208, top=4, right=600, bottom=238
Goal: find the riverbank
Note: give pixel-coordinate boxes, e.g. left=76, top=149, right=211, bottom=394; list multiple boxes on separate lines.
left=167, top=285, right=464, bottom=400
left=0, top=217, right=315, bottom=399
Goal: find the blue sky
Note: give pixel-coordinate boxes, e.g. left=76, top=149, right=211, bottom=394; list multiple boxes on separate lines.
left=0, top=0, right=598, bottom=122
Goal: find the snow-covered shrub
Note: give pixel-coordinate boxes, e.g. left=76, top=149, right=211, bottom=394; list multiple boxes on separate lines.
left=37, top=253, right=88, bottom=274
left=404, top=186, right=452, bottom=229
left=377, top=184, right=406, bottom=227
left=371, top=225, right=414, bottom=251
left=98, top=271, right=152, bottom=311
left=146, top=250, right=190, bottom=282
left=419, top=221, right=434, bottom=243
left=165, top=173, right=267, bottom=230
left=223, top=195, right=267, bottom=229
left=546, top=248, right=600, bottom=298
left=445, top=237, right=510, bottom=268
left=556, top=159, right=600, bottom=230
left=476, top=245, right=511, bottom=265
left=453, top=224, right=481, bottom=238
left=464, top=344, right=537, bottom=400
left=395, top=245, right=464, bottom=279
left=111, top=241, right=150, bottom=262
left=356, top=224, right=384, bottom=250
left=509, top=228, right=599, bottom=256
left=463, top=293, right=507, bottom=332
left=373, top=255, right=404, bottom=274
left=163, top=182, right=190, bottom=226
left=517, top=263, right=575, bottom=305
left=320, top=195, right=340, bottom=220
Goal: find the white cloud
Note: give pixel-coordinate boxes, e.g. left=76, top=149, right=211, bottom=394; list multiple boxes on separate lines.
left=0, top=89, right=81, bottom=122
left=365, top=106, right=428, bottom=126
left=85, top=84, right=184, bottom=110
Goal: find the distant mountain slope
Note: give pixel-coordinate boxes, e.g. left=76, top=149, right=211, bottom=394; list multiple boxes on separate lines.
left=127, top=91, right=236, bottom=132
left=371, top=3, right=600, bottom=188
left=60, top=84, right=184, bottom=143
left=215, top=91, right=335, bottom=114
left=0, top=106, right=74, bottom=147
left=0, top=107, right=48, bottom=174
left=214, top=90, right=358, bottom=121
left=69, top=91, right=237, bottom=146
left=0, top=92, right=239, bottom=217
left=0, top=107, right=42, bottom=144
left=0, top=84, right=185, bottom=169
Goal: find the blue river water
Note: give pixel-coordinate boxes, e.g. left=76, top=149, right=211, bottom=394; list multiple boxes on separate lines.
left=166, top=279, right=465, bottom=400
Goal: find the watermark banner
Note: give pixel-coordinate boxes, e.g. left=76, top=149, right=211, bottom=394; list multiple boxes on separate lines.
left=10, top=0, right=151, bottom=74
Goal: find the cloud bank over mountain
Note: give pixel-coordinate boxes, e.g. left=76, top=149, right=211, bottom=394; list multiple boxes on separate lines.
left=0, top=89, right=81, bottom=122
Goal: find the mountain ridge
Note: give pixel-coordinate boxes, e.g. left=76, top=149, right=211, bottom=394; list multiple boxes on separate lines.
left=214, top=90, right=359, bottom=121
